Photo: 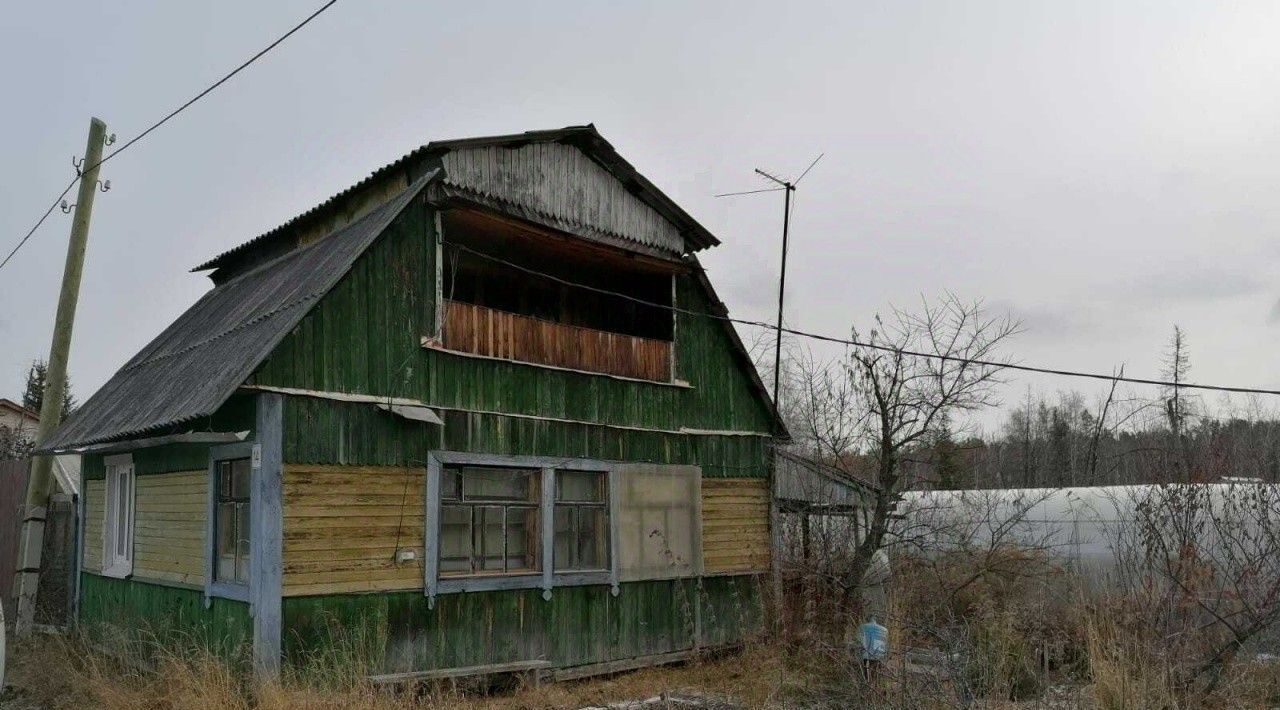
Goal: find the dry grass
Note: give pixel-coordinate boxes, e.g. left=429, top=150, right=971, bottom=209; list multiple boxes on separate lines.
left=6, top=580, right=1280, bottom=710
left=1, top=633, right=791, bottom=710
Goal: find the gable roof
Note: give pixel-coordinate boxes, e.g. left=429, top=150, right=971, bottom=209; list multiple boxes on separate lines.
left=39, top=173, right=438, bottom=453
left=193, top=125, right=719, bottom=275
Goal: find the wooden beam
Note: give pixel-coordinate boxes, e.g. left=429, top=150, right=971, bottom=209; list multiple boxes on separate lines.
left=251, top=393, right=283, bottom=679
left=368, top=659, right=551, bottom=685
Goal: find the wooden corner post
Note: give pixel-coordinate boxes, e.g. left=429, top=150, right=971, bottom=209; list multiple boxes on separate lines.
left=251, top=393, right=284, bottom=677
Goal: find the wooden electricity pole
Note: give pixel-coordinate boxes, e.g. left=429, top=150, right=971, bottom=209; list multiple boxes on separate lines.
left=15, top=117, right=108, bottom=635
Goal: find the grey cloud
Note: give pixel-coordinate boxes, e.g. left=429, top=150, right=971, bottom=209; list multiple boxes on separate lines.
left=1126, top=268, right=1265, bottom=302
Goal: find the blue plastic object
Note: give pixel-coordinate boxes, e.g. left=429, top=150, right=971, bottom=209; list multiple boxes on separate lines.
left=857, top=617, right=888, bottom=661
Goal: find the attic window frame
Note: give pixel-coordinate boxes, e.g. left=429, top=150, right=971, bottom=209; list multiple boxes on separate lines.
left=432, top=207, right=680, bottom=383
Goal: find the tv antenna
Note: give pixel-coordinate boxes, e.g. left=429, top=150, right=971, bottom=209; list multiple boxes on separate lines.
left=717, top=153, right=823, bottom=410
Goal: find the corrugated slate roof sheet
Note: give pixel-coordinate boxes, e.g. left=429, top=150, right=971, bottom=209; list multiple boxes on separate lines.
left=191, top=125, right=719, bottom=274
left=39, top=173, right=438, bottom=452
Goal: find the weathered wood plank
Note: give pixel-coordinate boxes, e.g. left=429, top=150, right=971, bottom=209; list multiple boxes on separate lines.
left=443, top=300, right=672, bottom=382
left=283, top=463, right=432, bottom=596
left=701, top=477, right=769, bottom=574
left=132, top=470, right=207, bottom=584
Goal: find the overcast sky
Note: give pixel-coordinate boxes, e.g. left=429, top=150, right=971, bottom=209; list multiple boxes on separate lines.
left=4, top=1, right=1280, bottom=434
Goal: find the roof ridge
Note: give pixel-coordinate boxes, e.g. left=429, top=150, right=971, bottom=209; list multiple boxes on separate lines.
left=191, top=125, right=718, bottom=274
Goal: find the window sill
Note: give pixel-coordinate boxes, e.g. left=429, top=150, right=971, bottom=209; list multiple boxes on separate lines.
left=100, top=564, right=131, bottom=580
left=437, top=574, right=541, bottom=594
left=206, top=580, right=250, bottom=603
left=434, top=571, right=613, bottom=595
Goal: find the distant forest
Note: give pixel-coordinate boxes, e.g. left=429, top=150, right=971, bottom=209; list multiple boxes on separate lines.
left=920, top=390, right=1280, bottom=489
left=767, top=324, right=1280, bottom=490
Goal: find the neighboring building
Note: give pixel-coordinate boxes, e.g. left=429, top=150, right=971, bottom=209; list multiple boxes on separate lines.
left=40, top=126, right=785, bottom=678
left=774, top=450, right=884, bottom=618
left=0, top=398, right=79, bottom=494
left=774, top=449, right=877, bottom=567
left=0, top=399, right=38, bottom=451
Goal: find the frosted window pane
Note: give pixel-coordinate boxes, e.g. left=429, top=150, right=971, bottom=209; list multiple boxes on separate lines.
left=615, top=464, right=700, bottom=581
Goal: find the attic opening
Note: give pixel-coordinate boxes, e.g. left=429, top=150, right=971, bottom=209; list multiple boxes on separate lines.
left=438, top=208, right=679, bottom=382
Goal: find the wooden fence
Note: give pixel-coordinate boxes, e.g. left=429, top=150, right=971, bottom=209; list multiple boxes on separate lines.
left=442, top=299, right=672, bottom=382
left=0, top=460, right=76, bottom=629
left=0, top=460, right=28, bottom=621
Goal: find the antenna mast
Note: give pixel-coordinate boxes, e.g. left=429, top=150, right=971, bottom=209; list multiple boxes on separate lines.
left=717, top=153, right=823, bottom=411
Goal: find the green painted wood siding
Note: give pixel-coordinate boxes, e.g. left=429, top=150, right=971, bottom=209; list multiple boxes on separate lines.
left=282, top=576, right=762, bottom=674
left=281, top=396, right=766, bottom=478
left=79, top=573, right=252, bottom=657
left=249, top=203, right=775, bottom=440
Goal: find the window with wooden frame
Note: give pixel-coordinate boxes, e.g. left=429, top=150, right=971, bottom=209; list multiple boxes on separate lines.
left=213, top=458, right=251, bottom=585
left=425, top=453, right=621, bottom=603
left=439, top=465, right=541, bottom=576
left=554, top=471, right=609, bottom=572
left=102, top=454, right=135, bottom=578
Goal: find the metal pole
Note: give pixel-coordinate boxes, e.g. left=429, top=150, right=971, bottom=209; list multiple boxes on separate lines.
left=771, top=183, right=793, bottom=409
left=15, top=117, right=107, bottom=636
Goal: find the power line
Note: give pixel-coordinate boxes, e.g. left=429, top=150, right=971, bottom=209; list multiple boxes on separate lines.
left=444, top=241, right=1280, bottom=399
left=0, top=0, right=340, bottom=273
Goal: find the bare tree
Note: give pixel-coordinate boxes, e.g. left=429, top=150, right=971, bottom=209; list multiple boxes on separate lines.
left=1109, top=481, right=1280, bottom=694
left=832, top=295, right=1020, bottom=619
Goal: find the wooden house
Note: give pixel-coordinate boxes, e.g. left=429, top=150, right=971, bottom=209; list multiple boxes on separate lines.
left=40, top=126, right=785, bottom=679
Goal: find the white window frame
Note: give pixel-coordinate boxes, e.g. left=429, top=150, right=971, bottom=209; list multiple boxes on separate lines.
left=101, top=454, right=135, bottom=579
left=424, top=452, right=620, bottom=608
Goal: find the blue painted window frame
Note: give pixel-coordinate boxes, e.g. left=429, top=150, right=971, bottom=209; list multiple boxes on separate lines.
left=424, top=451, right=620, bottom=607
left=205, top=441, right=255, bottom=605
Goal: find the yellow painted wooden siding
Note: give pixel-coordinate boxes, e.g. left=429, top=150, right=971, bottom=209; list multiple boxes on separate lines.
left=83, top=478, right=104, bottom=573
left=282, top=465, right=425, bottom=597
left=701, top=477, right=771, bottom=573
left=133, top=471, right=206, bottom=586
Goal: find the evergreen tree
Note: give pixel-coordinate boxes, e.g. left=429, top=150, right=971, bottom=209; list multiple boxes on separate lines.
left=932, top=414, right=973, bottom=490
left=21, top=359, right=76, bottom=424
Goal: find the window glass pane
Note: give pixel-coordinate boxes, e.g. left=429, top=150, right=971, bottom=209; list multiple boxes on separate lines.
left=217, top=554, right=236, bottom=581
left=478, top=505, right=505, bottom=571
left=216, top=502, right=234, bottom=581
left=216, top=500, right=236, bottom=581
left=553, top=507, right=574, bottom=571
left=115, top=470, right=129, bottom=558
left=461, top=467, right=534, bottom=501
left=231, top=459, right=251, bottom=499
left=236, top=502, right=250, bottom=583
left=505, top=506, right=538, bottom=573
left=442, top=468, right=462, bottom=500
left=219, top=463, right=231, bottom=497
left=577, top=507, right=608, bottom=570
left=558, top=471, right=603, bottom=502
left=439, top=504, right=472, bottom=574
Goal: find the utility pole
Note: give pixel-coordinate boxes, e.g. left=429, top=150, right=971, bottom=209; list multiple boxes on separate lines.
left=15, top=117, right=108, bottom=635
